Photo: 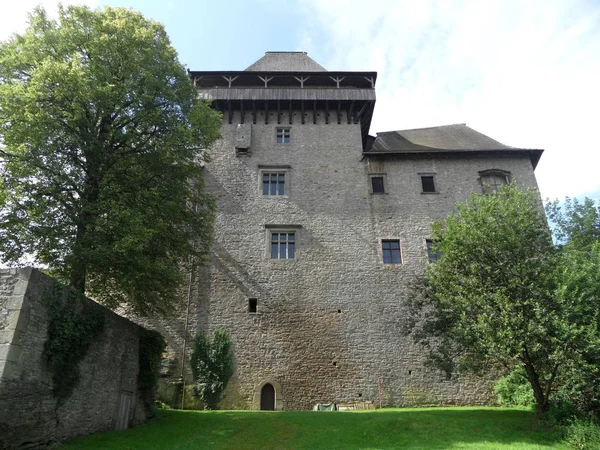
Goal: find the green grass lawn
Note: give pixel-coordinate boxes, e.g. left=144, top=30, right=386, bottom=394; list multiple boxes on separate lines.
left=59, top=407, right=569, bottom=450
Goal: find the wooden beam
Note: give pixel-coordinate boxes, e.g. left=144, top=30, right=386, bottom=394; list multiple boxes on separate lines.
left=313, top=100, right=317, bottom=125
left=337, top=101, right=341, bottom=124
left=347, top=101, right=355, bottom=124
left=252, top=101, right=256, bottom=124
left=277, top=100, right=281, bottom=125
left=301, top=100, right=305, bottom=125
left=227, top=101, right=233, bottom=124
left=240, top=100, right=245, bottom=124
left=265, top=102, right=269, bottom=125
left=289, top=101, right=293, bottom=125
left=325, top=100, right=329, bottom=125
left=355, top=101, right=369, bottom=124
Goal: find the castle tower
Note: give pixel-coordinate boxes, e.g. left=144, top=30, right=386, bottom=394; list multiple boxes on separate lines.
left=155, top=52, right=542, bottom=410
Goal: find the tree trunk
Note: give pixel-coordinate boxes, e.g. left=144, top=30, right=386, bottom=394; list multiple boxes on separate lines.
left=523, top=360, right=548, bottom=413
left=69, top=222, right=87, bottom=294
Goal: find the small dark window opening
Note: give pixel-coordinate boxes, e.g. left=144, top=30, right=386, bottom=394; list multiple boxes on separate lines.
left=263, top=173, right=285, bottom=196
left=382, top=240, right=401, bottom=264
left=408, top=370, right=412, bottom=375
left=333, top=361, right=337, bottom=366
left=358, top=393, right=363, bottom=398
left=426, top=240, right=443, bottom=263
left=421, top=175, right=436, bottom=193
left=371, top=176, right=385, bottom=194
left=248, top=298, right=257, bottom=313
left=337, top=309, right=341, bottom=313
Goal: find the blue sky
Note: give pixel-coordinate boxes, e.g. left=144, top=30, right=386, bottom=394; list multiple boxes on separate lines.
left=2, top=0, right=600, bottom=201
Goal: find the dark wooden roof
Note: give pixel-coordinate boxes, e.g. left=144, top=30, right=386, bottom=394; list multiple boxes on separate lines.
left=366, top=124, right=543, bottom=168
left=245, top=52, right=326, bottom=72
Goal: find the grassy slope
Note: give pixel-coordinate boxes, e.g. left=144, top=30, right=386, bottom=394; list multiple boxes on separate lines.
left=60, top=407, right=568, bottom=450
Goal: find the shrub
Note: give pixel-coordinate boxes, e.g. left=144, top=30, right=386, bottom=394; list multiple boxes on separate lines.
left=494, top=367, right=535, bottom=408
left=190, top=329, right=234, bottom=410
left=564, top=418, right=600, bottom=450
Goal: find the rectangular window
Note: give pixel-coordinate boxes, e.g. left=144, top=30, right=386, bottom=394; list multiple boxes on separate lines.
left=371, top=176, right=385, bottom=194
left=426, top=240, right=442, bottom=262
left=421, top=175, right=436, bottom=193
left=276, top=128, right=291, bottom=144
left=382, top=240, right=401, bottom=264
left=263, top=172, right=285, bottom=196
left=271, top=232, right=295, bottom=259
left=248, top=298, right=257, bottom=313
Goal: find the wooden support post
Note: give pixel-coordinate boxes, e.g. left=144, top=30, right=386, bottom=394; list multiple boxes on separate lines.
left=265, top=102, right=269, bottom=125
left=227, top=101, right=233, bottom=124
left=329, top=76, right=345, bottom=88
left=223, top=76, right=238, bottom=88
left=301, top=100, right=305, bottom=125
left=313, top=100, right=317, bottom=125
left=337, top=101, right=342, bottom=124
left=355, top=101, right=369, bottom=124
left=240, top=100, right=245, bottom=124
left=258, top=76, right=274, bottom=88
left=325, top=100, right=329, bottom=125
left=289, top=101, right=293, bottom=125
left=347, top=101, right=355, bottom=125
left=294, top=76, right=310, bottom=88
left=363, top=76, right=375, bottom=88
left=277, top=100, right=281, bottom=125
left=252, top=101, right=257, bottom=124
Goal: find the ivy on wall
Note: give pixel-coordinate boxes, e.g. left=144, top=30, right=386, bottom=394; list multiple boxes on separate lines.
left=138, top=328, right=166, bottom=416
left=42, top=285, right=105, bottom=407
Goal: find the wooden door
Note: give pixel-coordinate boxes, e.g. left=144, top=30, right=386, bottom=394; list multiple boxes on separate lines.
left=260, top=383, right=275, bottom=410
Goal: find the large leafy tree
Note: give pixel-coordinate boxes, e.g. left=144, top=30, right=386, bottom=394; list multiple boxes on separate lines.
left=0, top=6, right=221, bottom=314
left=406, top=184, right=600, bottom=413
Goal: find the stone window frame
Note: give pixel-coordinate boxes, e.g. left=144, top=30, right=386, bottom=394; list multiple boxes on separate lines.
left=478, top=169, right=512, bottom=194
left=419, top=172, right=438, bottom=194
left=380, top=238, right=403, bottom=265
left=369, top=173, right=387, bottom=195
left=276, top=127, right=291, bottom=144
left=258, top=165, right=291, bottom=198
left=265, top=224, right=302, bottom=261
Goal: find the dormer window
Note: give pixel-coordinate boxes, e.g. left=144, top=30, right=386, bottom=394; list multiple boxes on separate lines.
left=479, top=169, right=511, bottom=193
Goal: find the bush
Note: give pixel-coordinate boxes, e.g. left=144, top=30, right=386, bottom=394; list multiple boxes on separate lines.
left=564, top=418, right=600, bottom=450
left=190, top=329, right=234, bottom=410
left=494, top=367, right=535, bottom=408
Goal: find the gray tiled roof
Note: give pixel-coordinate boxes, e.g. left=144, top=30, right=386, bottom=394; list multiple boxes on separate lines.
left=368, top=124, right=543, bottom=168
left=245, top=52, right=327, bottom=72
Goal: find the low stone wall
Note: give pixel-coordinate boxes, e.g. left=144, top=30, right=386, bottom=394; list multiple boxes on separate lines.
left=0, top=268, right=151, bottom=449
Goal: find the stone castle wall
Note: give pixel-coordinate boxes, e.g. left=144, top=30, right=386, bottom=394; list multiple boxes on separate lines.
left=0, top=268, right=147, bottom=449
left=182, top=111, right=540, bottom=410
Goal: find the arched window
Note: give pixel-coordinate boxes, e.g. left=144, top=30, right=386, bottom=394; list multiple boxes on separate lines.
left=479, top=169, right=511, bottom=194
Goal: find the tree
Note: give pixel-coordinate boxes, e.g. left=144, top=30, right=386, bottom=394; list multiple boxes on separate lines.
left=190, top=329, right=234, bottom=410
left=405, top=184, right=600, bottom=413
left=0, top=6, right=221, bottom=314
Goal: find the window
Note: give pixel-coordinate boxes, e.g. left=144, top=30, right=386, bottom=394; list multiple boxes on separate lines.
left=276, top=128, right=291, bottom=144
left=479, top=170, right=511, bottom=193
left=421, top=175, right=436, bottom=193
left=371, top=176, right=385, bottom=194
left=426, top=240, right=442, bottom=263
left=382, top=240, right=401, bottom=264
left=271, top=232, right=295, bottom=259
left=248, top=298, right=257, bottom=313
left=262, top=172, right=286, bottom=196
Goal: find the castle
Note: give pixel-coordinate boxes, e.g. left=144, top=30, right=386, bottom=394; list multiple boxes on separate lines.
left=150, top=51, right=543, bottom=410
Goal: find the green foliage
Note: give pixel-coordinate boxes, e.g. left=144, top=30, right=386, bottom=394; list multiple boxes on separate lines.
left=0, top=5, right=221, bottom=314
left=42, top=284, right=105, bottom=407
left=564, top=418, right=600, bottom=450
left=494, top=367, right=535, bottom=408
left=190, top=329, right=234, bottom=410
left=138, top=328, right=166, bottom=417
left=406, top=183, right=600, bottom=414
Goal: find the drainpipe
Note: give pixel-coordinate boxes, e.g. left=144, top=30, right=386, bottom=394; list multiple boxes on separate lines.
left=180, top=260, right=195, bottom=410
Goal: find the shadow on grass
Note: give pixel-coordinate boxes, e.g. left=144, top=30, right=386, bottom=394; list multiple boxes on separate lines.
left=60, top=407, right=567, bottom=450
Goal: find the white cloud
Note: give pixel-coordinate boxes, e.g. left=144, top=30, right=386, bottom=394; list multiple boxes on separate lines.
left=299, top=0, right=600, bottom=200
left=0, top=0, right=98, bottom=42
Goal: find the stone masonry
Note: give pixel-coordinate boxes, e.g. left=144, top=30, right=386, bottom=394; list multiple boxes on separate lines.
left=149, top=52, right=543, bottom=411
left=0, top=268, right=148, bottom=449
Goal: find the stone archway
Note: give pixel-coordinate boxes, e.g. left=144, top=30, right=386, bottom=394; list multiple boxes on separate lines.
left=252, top=380, right=283, bottom=410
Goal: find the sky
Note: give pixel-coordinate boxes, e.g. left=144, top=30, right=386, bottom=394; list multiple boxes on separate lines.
left=1, top=0, right=599, bottom=201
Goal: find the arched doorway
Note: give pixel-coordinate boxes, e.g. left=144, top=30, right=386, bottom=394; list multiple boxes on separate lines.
left=260, top=383, right=275, bottom=410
